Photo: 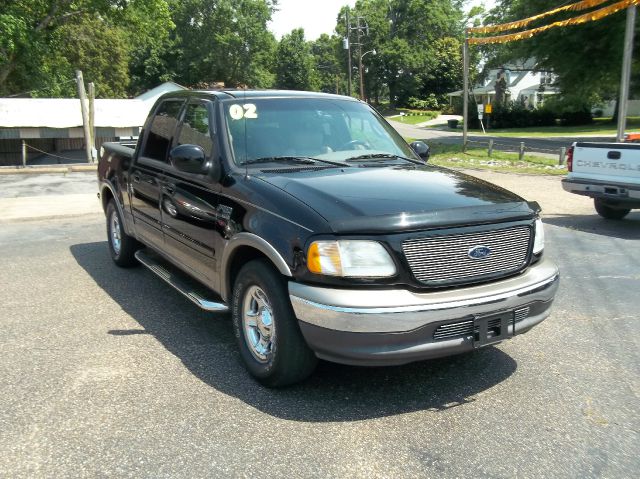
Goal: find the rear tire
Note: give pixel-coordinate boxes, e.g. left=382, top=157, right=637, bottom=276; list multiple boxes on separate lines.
left=106, top=200, right=140, bottom=267
left=594, top=198, right=630, bottom=220
left=231, top=259, right=317, bottom=387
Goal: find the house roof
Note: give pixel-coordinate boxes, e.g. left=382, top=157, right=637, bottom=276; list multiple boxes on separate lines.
left=0, top=98, right=152, bottom=128
left=134, top=81, right=187, bottom=102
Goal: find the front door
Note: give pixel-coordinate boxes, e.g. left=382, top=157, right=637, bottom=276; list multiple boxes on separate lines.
left=159, top=100, right=220, bottom=288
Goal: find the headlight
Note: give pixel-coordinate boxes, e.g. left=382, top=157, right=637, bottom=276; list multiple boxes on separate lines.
left=533, top=218, right=545, bottom=254
left=307, top=240, right=397, bottom=277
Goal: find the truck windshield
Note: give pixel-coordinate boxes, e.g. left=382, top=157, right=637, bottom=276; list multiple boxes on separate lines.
left=222, top=97, right=418, bottom=166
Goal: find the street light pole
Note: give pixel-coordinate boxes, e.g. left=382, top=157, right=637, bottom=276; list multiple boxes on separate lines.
left=357, top=20, right=364, bottom=100
left=360, top=49, right=376, bottom=102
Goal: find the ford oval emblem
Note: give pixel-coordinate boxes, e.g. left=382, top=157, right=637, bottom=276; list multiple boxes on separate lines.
left=468, top=245, right=492, bottom=259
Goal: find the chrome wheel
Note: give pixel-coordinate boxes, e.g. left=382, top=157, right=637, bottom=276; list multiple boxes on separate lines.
left=242, top=286, right=275, bottom=363
left=110, top=211, right=122, bottom=255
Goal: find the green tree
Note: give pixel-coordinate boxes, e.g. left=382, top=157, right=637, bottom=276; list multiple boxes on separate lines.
left=163, top=0, right=277, bottom=90
left=275, top=28, right=318, bottom=91
left=311, top=34, right=344, bottom=94
left=335, top=0, right=465, bottom=106
left=481, top=0, right=635, bottom=111
left=0, top=0, right=173, bottom=97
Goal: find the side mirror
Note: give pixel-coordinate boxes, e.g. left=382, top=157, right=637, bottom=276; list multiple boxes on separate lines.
left=170, top=144, right=209, bottom=174
left=410, top=141, right=430, bottom=161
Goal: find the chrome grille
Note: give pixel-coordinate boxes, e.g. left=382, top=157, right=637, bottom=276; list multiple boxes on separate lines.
left=403, top=226, right=531, bottom=285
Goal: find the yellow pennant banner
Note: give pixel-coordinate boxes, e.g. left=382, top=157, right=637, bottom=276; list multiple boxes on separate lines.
left=468, top=0, right=611, bottom=34
left=469, top=0, right=638, bottom=45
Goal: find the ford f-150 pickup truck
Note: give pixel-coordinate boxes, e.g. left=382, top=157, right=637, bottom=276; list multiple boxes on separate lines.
left=562, top=142, right=640, bottom=219
left=97, top=90, right=559, bottom=387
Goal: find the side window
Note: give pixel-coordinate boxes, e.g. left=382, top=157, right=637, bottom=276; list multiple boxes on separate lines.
left=141, top=100, right=184, bottom=162
left=176, top=102, right=213, bottom=158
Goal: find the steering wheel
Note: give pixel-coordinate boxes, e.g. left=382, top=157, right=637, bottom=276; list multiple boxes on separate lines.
left=337, top=139, right=371, bottom=151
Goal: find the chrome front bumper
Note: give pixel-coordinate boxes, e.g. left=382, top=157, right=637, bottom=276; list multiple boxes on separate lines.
left=289, top=259, right=559, bottom=334
left=289, top=260, right=559, bottom=366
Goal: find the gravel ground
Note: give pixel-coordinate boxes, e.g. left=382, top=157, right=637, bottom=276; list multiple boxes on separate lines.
left=0, top=172, right=638, bottom=478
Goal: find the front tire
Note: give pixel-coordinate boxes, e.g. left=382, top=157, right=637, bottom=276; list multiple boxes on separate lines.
left=231, top=259, right=317, bottom=387
left=106, top=200, right=140, bottom=267
left=594, top=198, right=630, bottom=220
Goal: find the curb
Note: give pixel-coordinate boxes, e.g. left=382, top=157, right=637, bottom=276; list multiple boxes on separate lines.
left=0, top=165, right=97, bottom=175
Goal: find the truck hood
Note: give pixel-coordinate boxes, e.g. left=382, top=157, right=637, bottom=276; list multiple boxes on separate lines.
left=257, top=165, right=539, bottom=234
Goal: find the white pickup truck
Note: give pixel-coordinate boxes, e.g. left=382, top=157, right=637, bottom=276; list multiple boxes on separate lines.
left=562, top=142, right=640, bottom=219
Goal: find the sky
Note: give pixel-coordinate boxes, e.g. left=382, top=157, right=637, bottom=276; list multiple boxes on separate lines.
left=269, top=0, right=356, bottom=41
left=268, top=1, right=496, bottom=41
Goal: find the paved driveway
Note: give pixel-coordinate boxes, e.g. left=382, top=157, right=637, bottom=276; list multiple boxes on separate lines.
left=0, top=172, right=638, bottom=478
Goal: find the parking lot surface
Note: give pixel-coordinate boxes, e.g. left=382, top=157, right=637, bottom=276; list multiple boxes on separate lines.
left=0, top=172, right=638, bottom=478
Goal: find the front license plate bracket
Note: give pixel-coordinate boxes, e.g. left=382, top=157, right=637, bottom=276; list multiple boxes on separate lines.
left=473, top=313, right=513, bottom=348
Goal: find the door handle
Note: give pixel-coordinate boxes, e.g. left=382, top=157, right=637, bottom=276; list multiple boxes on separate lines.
left=132, top=174, right=141, bottom=183
left=162, top=184, right=175, bottom=195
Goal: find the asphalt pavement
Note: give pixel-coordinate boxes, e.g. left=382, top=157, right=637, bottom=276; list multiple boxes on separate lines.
left=0, top=171, right=638, bottom=478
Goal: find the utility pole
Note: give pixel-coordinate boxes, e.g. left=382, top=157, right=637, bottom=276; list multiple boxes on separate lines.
left=357, top=19, right=364, bottom=100
left=88, top=82, right=96, bottom=162
left=462, top=31, right=469, bottom=152
left=75, top=70, right=93, bottom=163
left=346, top=10, right=352, bottom=97
left=617, top=6, right=636, bottom=142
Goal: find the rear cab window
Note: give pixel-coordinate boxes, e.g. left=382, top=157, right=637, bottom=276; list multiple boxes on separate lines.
left=140, top=99, right=185, bottom=164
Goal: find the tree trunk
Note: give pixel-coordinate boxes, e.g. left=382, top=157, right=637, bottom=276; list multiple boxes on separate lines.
left=0, top=60, right=16, bottom=93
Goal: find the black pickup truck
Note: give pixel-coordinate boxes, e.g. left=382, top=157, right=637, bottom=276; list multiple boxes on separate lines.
left=98, top=90, right=559, bottom=386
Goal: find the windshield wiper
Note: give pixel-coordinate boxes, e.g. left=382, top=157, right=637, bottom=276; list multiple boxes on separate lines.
left=239, top=156, right=317, bottom=166
left=344, top=153, right=423, bottom=165
left=239, top=156, right=349, bottom=167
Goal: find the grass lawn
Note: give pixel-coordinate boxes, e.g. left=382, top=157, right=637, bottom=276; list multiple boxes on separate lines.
left=430, top=117, right=637, bottom=137
left=391, top=114, right=439, bottom=125
left=414, top=142, right=567, bottom=176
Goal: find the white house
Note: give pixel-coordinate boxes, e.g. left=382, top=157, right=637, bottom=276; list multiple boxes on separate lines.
left=448, top=59, right=560, bottom=108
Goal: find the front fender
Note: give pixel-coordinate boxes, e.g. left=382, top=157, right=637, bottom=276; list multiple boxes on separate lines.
left=220, top=232, right=292, bottom=301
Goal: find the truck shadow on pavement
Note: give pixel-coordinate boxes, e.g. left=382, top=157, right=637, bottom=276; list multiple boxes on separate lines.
left=71, top=241, right=517, bottom=422
left=544, top=213, right=640, bottom=240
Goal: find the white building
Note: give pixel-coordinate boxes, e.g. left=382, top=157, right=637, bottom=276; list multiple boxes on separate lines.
left=0, top=81, right=187, bottom=166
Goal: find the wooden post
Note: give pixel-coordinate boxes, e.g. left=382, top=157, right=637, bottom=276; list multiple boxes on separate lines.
left=559, top=146, right=566, bottom=165
left=519, top=142, right=525, bottom=161
left=21, top=140, right=27, bottom=167
left=488, top=139, right=494, bottom=157
left=88, top=82, right=96, bottom=162
left=75, top=70, right=92, bottom=163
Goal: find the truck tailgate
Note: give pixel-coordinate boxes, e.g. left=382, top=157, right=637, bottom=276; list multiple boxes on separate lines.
left=570, top=142, right=640, bottom=184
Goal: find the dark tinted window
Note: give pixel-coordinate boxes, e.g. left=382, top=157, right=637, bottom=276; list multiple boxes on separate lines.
left=141, top=100, right=184, bottom=162
left=176, top=103, right=213, bottom=158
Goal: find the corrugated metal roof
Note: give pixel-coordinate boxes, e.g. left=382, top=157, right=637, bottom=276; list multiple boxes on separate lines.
left=0, top=98, right=152, bottom=128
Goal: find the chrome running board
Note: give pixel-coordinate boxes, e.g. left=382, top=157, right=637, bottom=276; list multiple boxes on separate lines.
left=135, top=249, right=229, bottom=313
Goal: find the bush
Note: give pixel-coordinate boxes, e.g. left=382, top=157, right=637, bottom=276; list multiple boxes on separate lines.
left=560, top=109, right=593, bottom=126
left=407, top=94, right=441, bottom=111
left=487, top=103, right=556, bottom=129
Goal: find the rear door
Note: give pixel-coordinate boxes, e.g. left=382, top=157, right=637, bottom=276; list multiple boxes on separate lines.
left=159, top=99, right=221, bottom=288
left=129, top=99, right=185, bottom=250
